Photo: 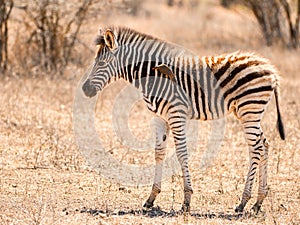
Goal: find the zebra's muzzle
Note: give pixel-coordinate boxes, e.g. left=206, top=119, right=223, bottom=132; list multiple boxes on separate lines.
left=82, top=79, right=97, bottom=97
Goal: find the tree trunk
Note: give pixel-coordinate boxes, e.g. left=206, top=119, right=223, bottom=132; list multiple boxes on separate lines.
left=0, top=0, right=14, bottom=73
left=248, top=0, right=283, bottom=46
left=295, top=0, right=300, bottom=48
left=247, top=0, right=300, bottom=48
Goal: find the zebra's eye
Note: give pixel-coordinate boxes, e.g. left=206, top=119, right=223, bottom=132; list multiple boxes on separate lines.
left=98, top=61, right=106, bottom=66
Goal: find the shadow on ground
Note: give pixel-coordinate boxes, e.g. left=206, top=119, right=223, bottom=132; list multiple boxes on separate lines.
left=79, top=207, right=251, bottom=221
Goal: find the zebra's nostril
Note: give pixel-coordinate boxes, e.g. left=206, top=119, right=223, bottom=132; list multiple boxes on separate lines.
left=82, top=79, right=97, bottom=97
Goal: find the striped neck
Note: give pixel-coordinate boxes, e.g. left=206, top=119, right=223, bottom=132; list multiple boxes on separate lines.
left=116, top=37, right=199, bottom=89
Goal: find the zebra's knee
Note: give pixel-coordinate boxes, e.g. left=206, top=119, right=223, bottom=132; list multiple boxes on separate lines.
left=155, top=133, right=168, bottom=152
left=157, top=132, right=168, bottom=145
left=153, top=118, right=169, bottom=146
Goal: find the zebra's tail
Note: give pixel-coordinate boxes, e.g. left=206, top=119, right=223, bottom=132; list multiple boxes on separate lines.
left=274, top=85, right=285, bottom=140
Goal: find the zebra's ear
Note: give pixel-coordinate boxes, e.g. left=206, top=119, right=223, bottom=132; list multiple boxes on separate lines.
left=104, top=29, right=118, bottom=51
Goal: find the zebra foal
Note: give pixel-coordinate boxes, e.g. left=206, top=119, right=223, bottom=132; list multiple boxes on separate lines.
left=82, top=26, right=285, bottom=213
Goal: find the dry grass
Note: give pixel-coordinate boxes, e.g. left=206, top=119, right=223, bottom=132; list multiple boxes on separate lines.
left=1, top=1, right=300, bottom=224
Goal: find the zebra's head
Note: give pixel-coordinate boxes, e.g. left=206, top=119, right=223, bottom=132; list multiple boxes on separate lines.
left=82, top=28, right=119, bottom=97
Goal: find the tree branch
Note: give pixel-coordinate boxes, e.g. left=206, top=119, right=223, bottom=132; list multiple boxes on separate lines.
left=296, top=0, right=300, bottom=47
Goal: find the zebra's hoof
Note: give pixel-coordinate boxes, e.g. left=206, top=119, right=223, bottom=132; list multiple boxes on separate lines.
left=235, top=203, right=245, bottom=213
left=143, top=201, right=153, bottom=209
left=251, top=203, right=261, bottom=214
left=181, top=203, right=190, bottom=213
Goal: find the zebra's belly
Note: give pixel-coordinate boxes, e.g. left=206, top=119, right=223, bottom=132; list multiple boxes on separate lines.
left=187, top=93, right=229, bottom=121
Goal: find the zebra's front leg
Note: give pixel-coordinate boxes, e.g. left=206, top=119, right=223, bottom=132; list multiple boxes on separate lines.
left=170, top=120, right=193, bottom=213
left=143, top=117, right=169, bottom=208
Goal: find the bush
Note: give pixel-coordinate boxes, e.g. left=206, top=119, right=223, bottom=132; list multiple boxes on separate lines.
left=13, top=0, right=93, bottom=75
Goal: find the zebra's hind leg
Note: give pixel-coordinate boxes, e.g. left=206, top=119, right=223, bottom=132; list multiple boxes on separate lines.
left=235, top=119, right=264, bottom=213
left=143, top=117, right=169, bottom=208
left=252, top=133, right=269, bottom=213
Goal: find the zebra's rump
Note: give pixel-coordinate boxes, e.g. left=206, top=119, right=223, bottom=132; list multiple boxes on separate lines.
left=183, top=51, right=279, bottom=121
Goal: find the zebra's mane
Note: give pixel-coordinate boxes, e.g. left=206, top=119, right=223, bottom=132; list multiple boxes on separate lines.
left=94, top=25, right=197, bottom=59
left=95, top=26, right=165, bottom=46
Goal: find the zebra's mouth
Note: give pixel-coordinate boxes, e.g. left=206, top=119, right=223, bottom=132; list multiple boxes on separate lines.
left=82, top=79, right=97, bottom=97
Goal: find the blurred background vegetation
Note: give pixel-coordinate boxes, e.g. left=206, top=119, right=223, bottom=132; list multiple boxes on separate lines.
left=0, top=0, right=299, bottom=77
